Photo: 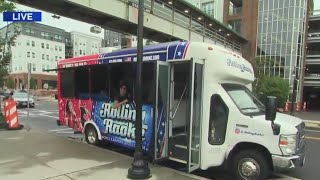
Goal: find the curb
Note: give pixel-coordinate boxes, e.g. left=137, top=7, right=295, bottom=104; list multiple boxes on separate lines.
left=302, top=120, right=320, bottom=124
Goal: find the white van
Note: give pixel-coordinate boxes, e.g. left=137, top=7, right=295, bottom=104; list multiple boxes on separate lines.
left=57, top=41, right=306, bottom=180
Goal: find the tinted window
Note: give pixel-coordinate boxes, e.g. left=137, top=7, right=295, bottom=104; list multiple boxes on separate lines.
left=208, top=94, right=229, bottom=145
left=60, top=69, right=74, bottom=98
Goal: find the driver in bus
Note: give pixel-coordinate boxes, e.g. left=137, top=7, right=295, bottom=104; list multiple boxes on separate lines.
left=113, top=81, right=132, bottom=109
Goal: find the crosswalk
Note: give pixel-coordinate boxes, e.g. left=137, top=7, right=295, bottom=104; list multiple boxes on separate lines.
left=17, top=109, right=58, bottom=118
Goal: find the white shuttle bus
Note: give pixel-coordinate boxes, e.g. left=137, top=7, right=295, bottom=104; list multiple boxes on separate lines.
left=57, top=41, right=306, bottom=180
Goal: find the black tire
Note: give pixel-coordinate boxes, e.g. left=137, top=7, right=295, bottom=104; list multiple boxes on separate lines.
left=231, top=150, right=270, bottom=180
left=85, top=125, right=99, bottom=145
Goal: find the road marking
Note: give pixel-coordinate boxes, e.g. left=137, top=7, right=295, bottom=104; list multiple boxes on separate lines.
left=38, top=114, right=58, bottom=119
left=305, top=129, right=320, bottom=133
left=49, top=128, right=73, bottom=132
left=56, top=131, right=75, bottom=134
left=272, top=173, right=300, bottom=180
left=305, top=136, right=320, bottom=140
left=302, top=120, right=320, bottom=124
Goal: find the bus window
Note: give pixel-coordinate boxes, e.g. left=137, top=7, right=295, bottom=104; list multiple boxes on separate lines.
left=74, top=67, right=90, bottom=99
left=60, top=69, right=74, bottom=98
left=208, top=94, right=229, bottom=145
left=91, top=65, right=109, bottom=101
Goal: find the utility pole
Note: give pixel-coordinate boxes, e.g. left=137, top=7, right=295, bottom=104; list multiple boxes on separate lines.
left=127, top=0, right=151, bottom=179
left=26, top=63, right=31, bottom=131
left=290, top=67, right=298, bottom=115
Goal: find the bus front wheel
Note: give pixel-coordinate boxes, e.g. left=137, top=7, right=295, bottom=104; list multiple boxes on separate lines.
left=85, top=125, right=98, bottom=145
left=231, top=150, right=270, bottom=180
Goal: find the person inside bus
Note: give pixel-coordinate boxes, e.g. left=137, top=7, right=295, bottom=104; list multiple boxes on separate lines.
left=113, top=81, right=132, bottom=109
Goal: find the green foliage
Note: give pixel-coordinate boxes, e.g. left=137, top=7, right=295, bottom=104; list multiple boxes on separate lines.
left=30, top=78, right=37, bottom=89
left=6, top=78, right=14, bottom=89
left=255, top=76, right=290, bottom=108
left=0, top=1, right=20, bottom=88
left=251, top=56, right=289, bottom=107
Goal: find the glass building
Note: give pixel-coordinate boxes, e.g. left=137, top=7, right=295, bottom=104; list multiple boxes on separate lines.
left=256, top=0, right=308, bottom=102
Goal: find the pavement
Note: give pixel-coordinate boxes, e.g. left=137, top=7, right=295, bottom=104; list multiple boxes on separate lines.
left=1, top=100, right=320, bottom=179
left=0, top=128, right=208, bottom=180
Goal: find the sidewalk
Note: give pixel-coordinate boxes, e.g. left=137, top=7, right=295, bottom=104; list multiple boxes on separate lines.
left=0, top=129, right=207, bottom=180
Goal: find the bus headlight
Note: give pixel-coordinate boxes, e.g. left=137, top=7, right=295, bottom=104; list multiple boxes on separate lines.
left=279, top=135, right=296, bottom=155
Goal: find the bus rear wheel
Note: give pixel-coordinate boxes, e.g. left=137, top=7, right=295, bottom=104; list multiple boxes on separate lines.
left=85, top=125, right=98, bottom=145
left=231, top=150, right=270, bottom=180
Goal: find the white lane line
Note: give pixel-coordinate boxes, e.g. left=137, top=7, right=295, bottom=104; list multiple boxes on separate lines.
left=305, top=129, right=320, bottom=133
left=49, top=128, right=73, bottom=132
left=55, top=131, right=75, bottom=134
left=39, top=114, right=58, bottom=119
left=272, top=173, right=300, bottom=180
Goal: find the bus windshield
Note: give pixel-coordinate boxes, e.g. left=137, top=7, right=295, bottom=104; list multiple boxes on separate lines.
left=222, top=84, right=265, bottom=116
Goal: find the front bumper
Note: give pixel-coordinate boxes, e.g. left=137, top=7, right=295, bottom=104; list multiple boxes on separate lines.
left=16, top=101, right=35, bottom=107
left=272, top=152, right=305, bottom=171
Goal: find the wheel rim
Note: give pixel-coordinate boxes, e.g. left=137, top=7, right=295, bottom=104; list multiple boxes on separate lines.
left=87, top=129, right=96, bottom=144
left=238, top=158, right=261, bottom=180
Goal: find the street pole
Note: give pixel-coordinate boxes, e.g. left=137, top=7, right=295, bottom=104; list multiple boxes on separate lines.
left=128, top=0, right=151, bottom=179
left=27, top=63, right=31, bottom=131
left=290, top=67, right=298, bottom=115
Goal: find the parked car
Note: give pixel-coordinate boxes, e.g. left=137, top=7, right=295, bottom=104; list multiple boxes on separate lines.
left=12, top=92, right=35, bottom=108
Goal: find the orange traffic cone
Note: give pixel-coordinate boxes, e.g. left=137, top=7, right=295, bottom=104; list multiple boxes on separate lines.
left=303, top=102, right=307, bottom=111
left=295, top=102, right=300, bottom=112
left=284, top=102, right=289, bottom=112
left=6, top=100, right=22, bottom=130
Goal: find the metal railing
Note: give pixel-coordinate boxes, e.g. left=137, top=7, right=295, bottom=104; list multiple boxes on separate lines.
left=124, top=0, right=241, bottom=52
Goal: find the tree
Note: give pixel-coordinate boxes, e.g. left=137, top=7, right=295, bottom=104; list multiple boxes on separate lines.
left=30, top=78, right=37, bottom=89
left=255, top=76, right=290, bottom=108
left=6, top=78, right=14, bottom=89
left=0, top=1, right=20, bottom=88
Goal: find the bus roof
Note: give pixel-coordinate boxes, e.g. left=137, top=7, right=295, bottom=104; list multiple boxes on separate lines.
left=58, top=41, right=190, bottom=68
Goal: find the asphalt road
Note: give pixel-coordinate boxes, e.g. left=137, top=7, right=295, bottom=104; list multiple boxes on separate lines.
left=15, top=100, right=320, bottom=180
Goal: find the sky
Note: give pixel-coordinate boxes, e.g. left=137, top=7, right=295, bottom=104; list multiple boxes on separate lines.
left=0, top=3, right=104, bottom=38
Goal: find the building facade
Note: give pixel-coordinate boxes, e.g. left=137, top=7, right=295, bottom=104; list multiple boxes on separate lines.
left=184, top=0, right=224, bottom=22
left=255, top=0, right=309, bottom=103
left=0, top=22, right=66, bottom=90
left=303, top=6, right=320, bottom=109
left=70, top=31, right=102, bottom=57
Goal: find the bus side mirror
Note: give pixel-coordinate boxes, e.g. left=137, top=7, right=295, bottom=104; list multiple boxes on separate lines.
left=265, top=96, right=277, bottom=122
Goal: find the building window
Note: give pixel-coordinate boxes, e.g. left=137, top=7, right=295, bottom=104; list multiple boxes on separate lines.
left=55, top=35, right=58, bottom=39
left=45, top=33, right=49, bottom=38
left=32, top=63, right=36, bottom=71
left=27, top=40, right=30, bottom=46
left=41, top=32, right=45, bottom=37
left=59, top=46, right=62, bottom=51
left=202, top=2, right=214, bottom=16
left=55, top=56, right=58, bottom=61
left=46, top=44, right=49, bottom=49
left=75, top=51, right=77, bottom=56
left=32, top=41, right=35, bottom=47
left=46, top=55, right=49, bottom=60
left=80, top=50, right=82, bottom=55
left=27, top=52, right=30, bottom=57
left=55, top=45, right=58, bottom=51
left=42, top=65, right=45, bottom=71
left=41, top=43, right=44, bottom=48
left=59, top=56, right=62, bottom=59
left=42, top=54, right=45, bottom=60
left=83, top=50, right=85, bottom=55
left=32, top=52, right=35, bottom=58
left=92, top=43, right=94, bottom=48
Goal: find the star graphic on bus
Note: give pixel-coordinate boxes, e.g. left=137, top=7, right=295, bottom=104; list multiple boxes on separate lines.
left=177, top=51, right=182, bottom=56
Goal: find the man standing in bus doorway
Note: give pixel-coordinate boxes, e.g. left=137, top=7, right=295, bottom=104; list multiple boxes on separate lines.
left=79, top=102, right=89, bottom=129
left=113, top=81, right=132, bottom=109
